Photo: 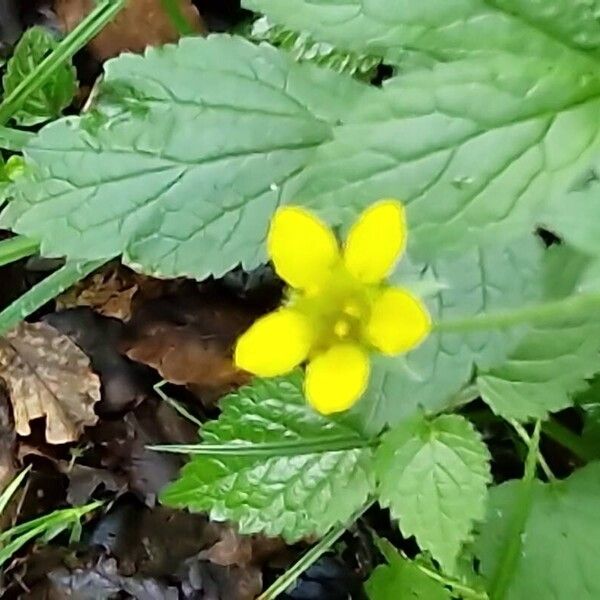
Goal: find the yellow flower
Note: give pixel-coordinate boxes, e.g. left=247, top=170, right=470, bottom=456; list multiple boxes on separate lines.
left=235, top=199, right=431, bottom=415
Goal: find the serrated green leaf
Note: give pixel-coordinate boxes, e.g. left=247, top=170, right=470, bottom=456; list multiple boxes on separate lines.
left=375, top=414, right=491, bottom=573
left=347, top=235, right=544, bottom=435
left=249, top=16, right=380, bottom=80
left=366, top=551, right=451, bottom=600
left=282, top=53, right=600, bottom=258
left=0, top=35, right=368, bottom=279
left=474, top=462, right=600, bottom=600
left=3, top=27, right=77, bottom=126
left=243, top=0, right=600, bottom=65
left=477, top=246, right=600, bottom=421
left=160, top=372, right=375, bottom=541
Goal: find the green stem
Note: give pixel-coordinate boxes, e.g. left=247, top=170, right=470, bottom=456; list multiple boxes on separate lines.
left=0, top=259, right=106, bottom=335
left=257, top=501, right=373, bottom=600
left=148, top=435, right=375, bottom=457
left=435, top=293, right=600, bottom=334
left=0, top=235, right=39, bottom=268
left=154, top=380, right=203, bottom=428
left=488, top=421, right=540, bottom=600
left=543, top=417, right=596, bottom=462
left=510, top=420, right=555, bottom=482
left=0, top=126, right=34, bottom=151
left=159, top=0, right=196, bottom=35
left=0, top=0, right=126, bottom=125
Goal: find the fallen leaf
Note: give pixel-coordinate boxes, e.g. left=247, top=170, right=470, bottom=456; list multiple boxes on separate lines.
left=55, top=0, right=205, bottom=61
left=122, top=290, right=255, bottom=396
left=60, top=463, right=125, bottom=506
left=0, top=322, right=100, bottom=444
left=0, top=386, right=17, bottom=529
left=56, top=263, right=178, bottom=322
left=44, top=308, right=150, bottom=415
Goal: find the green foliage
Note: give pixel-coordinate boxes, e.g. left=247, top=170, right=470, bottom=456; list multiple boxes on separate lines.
left=161, top=372, right=375, bottom=540
left=249, top=16, right=381, bottom=80
left=366, top=541, right=451, bottom=600
left=2, top=27, right=77, bottom=126
left=474, top=461, right=600, bottom=599
left=375, top=415, right=491, bottom=573
left=477, top=247, right=600, bottom=420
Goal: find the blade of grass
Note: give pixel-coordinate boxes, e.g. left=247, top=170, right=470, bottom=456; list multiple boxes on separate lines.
left=0, top=259, right=107, bottom=335
left=159, top=0, right=196, bottom=35
left=0, top=465, right=31, bottom=515
left=0, top=0, right=126, bottom=125
left=148, top=435, right=375, bottom=457
left=0, top=235, right=39, bottom=268
left=257, top=500, right=374, bottom=600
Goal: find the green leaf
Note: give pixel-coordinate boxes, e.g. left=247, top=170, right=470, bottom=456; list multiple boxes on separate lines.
left=348, top=235, right=544, bottom=435
left=474, top=461, right=600, bottom=600
left=366, top=551, right=451, bottom=600
left=249, top=16, right=380, bottom=80
left=0, top=35, right=367, bottom=279
left=160, top=372, right=375, bottom=541
left=3, top=27, right=77, bottom=126
left=477, top=246, right=600, bottom=421
left=243, top=0, right=600, bottom=65
left=283, top=54, right=600, bottom=258
left=375, top=414, right=491, bottom=573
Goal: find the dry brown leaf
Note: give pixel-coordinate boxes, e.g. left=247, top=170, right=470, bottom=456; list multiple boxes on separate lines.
left=0, top=387, right=16, bottom=508
left=55, top=0, right=205, bottom=61
left=122, top=291, right=254, bottom=393
left=0, top=322, right=100, bottom=445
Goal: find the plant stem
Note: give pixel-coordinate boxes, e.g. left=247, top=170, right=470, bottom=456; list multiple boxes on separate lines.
left=488, top=421, right=540, bottom=600
left=0, top=259, right=106, bottom=335
left=257, top=501, right=374, bottom=600
left=148, top=435, right=375, bottom=457
left=159, top=0, right=196, bottom=35
left=542, top=417, right=597, bottom=462
left=154, top=380, right=203, bottom=428
left=0, top=126, right=34, bottom=151
left=435, top=292, right=600, bottom=334
left=0, top=235, right=39, bottom=268
left=0, top=0, right=126, bottom=125
left=510, top=420, right=555, bottom=482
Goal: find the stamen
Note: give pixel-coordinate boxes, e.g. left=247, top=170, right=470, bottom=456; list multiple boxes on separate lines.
left=343, top=301, right=362, bottom=318
left=334, top=319, right=351, bottom=338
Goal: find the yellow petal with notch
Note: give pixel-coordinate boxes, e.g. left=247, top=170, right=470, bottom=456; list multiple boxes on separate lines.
left=235, top=309, right=313, bottom=377
left=344, top=199, right=406, bottom=284
left=366, top=287, right=431, bottom=355
left=268, top=206, right=339, bottom=290
left=305, top=344, right=370, bottom=415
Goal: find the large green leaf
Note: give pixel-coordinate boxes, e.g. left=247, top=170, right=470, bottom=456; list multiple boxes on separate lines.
left=375, top=415, right=491, bottom=573
left=244, top=0, right=600, bottom=64
left=474, top=462, right=600, bottom=600
left=477, top=247, right=600, bottom=420
left=160, top=372, right=374, bottom=541
left=283, top=55, right=600, bottom=258
left=0, top=35, right=367, bottom=279
left=3, top=27, right=77, bottom=126
left=348, top=235, right=544, bottom=435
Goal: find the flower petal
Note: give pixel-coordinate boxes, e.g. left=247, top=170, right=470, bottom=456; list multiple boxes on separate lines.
left=268, top=206, right=340, bottom=290
left=344, top=199, right=406, bottom=284
left=235, top=309, right=313, bottom=377
left=305, top=344, right=370, bottom=415
left=366, top=287, right=431, bottom=355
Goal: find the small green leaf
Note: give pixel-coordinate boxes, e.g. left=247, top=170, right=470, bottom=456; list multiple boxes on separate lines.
left=160, top=372, right=375, bottom=541
left=474, top=462, right=600, bottom=600
left=375, top=414, right=491, bottom=573
left=3, top=27, right=77, bottom=126
left=366, top=556, right=451, bottom=600
left=477, top=246, right=600, bottom=420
